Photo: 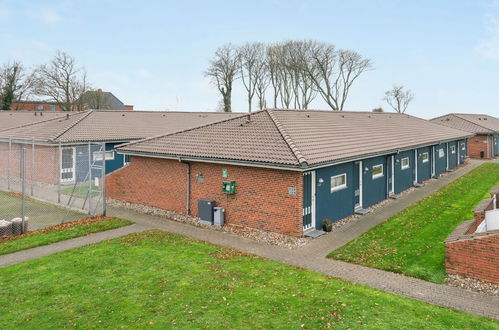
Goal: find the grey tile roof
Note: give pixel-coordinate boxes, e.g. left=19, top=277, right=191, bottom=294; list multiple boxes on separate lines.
left=0, top=110, right=240, bottom=143
left=431, top=114, right=499, bottom=134
left=0, top=111, right=68, bottom=131
left=119, top=109, right=472, bottom=168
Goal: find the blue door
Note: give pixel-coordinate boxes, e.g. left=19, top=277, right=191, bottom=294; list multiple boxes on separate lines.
left=458, top=140, right=467, bottom=163
left=316, top=162, right=355, bottom=224
left=448, top=141, right=458, bottom=169
left=394, top=150, right=414, bottom=194
left=303, top=172, right=314, bottom=230
left=362, top=156, right=388, bottom=207
left=416, top=147, right=431, bottom=182
left=434, top=144, right=447, bottom=176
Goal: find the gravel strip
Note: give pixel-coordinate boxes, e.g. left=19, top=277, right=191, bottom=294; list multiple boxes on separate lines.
left=107, top=199, right=309, bottom=249
left=447, top=275, right=499, bottom=296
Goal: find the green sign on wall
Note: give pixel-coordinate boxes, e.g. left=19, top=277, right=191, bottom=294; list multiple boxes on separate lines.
left=222, top=168, right=228, bottom=178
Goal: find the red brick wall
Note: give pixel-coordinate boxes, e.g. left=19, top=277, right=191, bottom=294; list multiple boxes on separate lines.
left=467, top=135, right=493, bottom=159
left=445, top=234, right=499, bottom=285
left=106, top=156, right=304, bottom=236
left=0, top=142, right=59, bottom=185
left=10, top=102, right=62, bottom=111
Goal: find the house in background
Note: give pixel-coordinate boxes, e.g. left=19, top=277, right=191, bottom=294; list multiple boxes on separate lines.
left=9, top=89, right=133, bottom=111
left=0, top=110, right=239, bottom=186
left=108, top=109, right=471, bottom=237
left=431, top=114, right=499, bottom=159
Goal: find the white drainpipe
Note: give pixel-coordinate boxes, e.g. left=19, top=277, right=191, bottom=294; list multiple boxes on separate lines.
left=414, top=149, right=418, bottom=184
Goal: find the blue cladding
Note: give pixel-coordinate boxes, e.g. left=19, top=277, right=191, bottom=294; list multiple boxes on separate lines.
left=362, top=155, right=388, bottom=207
left=315, top=162, right=355, bottom=226
left=458, top=139, right=467, bottom=163
left=494, top=134, right=499, bottom=156
left=434, top=143, right=447, bottom=175
left=105, top=142, right=127, bottom=174
left=416, top=147, right=432, bottom=182
left=448, top=141, right=458, bottom=169
left=394, top=150, right=414, bottom=194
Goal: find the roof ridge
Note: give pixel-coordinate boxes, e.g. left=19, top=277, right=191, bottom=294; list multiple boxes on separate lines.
left=267, top=109, right=308, bottom=167
left=0, top=112, right=74, bottom=133
left=118, top=111, right=259, bottom=150
left=50, top=111, right=94, bottom=142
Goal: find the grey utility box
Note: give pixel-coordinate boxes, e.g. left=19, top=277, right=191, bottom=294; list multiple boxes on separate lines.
left=198, top=199, right=216, bottom=225
left=213, top=207, right=225, bottom=226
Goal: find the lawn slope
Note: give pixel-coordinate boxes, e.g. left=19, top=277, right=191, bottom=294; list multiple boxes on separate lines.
left=0, top=230, right=497, bottom=328
left=329, top=163, right=499, bottom=283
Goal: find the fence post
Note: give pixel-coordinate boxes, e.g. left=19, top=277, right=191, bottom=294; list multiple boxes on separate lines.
left=7, top=137, right=11, bottom=190
left=20, top=148, right=26, bottom=234
left=58, top=142, right=62, bottom=204
left=88, top=142, right=92, bottom=216
left=31, top=137, right=35, bottom=196
left=102, top=143, right=106, bottom=216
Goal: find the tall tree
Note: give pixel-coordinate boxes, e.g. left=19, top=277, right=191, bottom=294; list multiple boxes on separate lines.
left=204, top=44, right=240, bottom=113
left=300, top=41, right=372, bottom=111
left=0, top=61, right=36, bottom=110
left=384, top=85, right=414, bottom=113
left=239, top=42, right=266, bottom=112
left=34, top=51, right=89, bottom=111
left=266, top=44, right=282, bottom=108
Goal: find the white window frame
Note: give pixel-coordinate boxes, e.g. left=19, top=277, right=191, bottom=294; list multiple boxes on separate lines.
left=372, top=164, right=384, bottom=179
left=401, top=157, right=410, bottom=170
left=93, top=150, right=115, bottom=161
left=438, top=148, right=445, bottom=158
left=421, top=152, right=429, bottom=163
left=461, top=142, right=465, bottom=151
left=450, top=145, right=456, bottom=154
left=124, top=154, right=131, bottom=166
left=331, top=173, right=347, bottom=192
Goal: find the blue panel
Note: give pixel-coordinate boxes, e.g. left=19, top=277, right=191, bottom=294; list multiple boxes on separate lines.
left=416, top=147, right=432, bottom=182
left=105, top=142, right=126, bottom=174
left=362, top=155, right=388, bottom=207
left=494, top=134, right=499, bottom=157
left=394, top=150, right=414, bottom=194
left=448, top=141, right=458, bottom=169
left=434, top=143, right=447, bottom=175
left=315, top=162, right=355, bottom=226
left=458, top=139, right=467, bottom=163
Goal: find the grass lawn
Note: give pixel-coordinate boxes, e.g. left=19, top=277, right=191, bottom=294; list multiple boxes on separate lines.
left=59, top=185, right=99, bottom=199
left=0, top=231, right=497, bottom=328
left=0, top=217, right=132, bottom=256
left=329, top=163, right=499, bottom=283
left=0, top=190, right=87, bottom=230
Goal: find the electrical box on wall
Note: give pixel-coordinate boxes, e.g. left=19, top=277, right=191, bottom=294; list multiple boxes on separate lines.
left=222, top=181, right=236, bottom=194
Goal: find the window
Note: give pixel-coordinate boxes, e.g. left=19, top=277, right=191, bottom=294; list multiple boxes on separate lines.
left=450, top=145, right=456, bottom=154
left=93, top=150, right=115, bottom=161
left=36, top=104, right=44, bottom=110
left=461, top=142, right=465, bottom=151
left=331, top=173, right=347, bottom=192
left=372, top=164, right=384, bottom=179
left=401, top=157, right=410, bottom=170
left=49, top=105, right=56, bottom=111
left=438, top=148, right=445, bottom=158
left=124, top=154, right=131, bottom=165
left=421, top=152, right=429, bottom=163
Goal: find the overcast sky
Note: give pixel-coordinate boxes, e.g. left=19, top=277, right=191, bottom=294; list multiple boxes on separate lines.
left=1, top=0, right=498, bottom=118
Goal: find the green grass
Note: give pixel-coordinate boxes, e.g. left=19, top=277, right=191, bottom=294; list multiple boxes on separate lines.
left=0, top=231, right=496, bottom=328
left=329, top=163, right=499, bottom=283
left=59, top=185, right=99, bottom=199
left=0, top=190, right=87, bottom=230
left=0, top=218, right=132, bottom=256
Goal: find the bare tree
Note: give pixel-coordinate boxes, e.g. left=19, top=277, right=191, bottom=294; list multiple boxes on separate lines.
left=34, top=51, right=89, bottom=111
left=0, top=61, right=36, bottom=110
left=384, top=85, right=414, bottom=113
left=204, top=44, right=240, bottom=113
left=266, top=45, right=282, bottom=108
left=239, top=42, right=267, bottom=112
left=254, top=49, right=270, bottom=110
left=301, top=41, right=372, bottom=111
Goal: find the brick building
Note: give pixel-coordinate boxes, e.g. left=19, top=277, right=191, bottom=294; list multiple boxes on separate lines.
left=445, top=187, right=499, bottom=285
left=109, top=109, right=471, bottom=237
left=431, top=113, right=499, bottom=159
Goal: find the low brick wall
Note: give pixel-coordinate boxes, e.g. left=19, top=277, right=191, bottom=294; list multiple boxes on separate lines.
left=106, top=156, right=304, bottom=237
left=445, top=194, right=499, bottom=285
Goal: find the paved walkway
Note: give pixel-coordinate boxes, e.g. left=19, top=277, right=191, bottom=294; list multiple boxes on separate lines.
left=0, top=159, right=498, bottom=320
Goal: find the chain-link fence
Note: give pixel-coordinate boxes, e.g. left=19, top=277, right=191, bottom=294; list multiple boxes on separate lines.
left=0, top=141, right=106, bottom=235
